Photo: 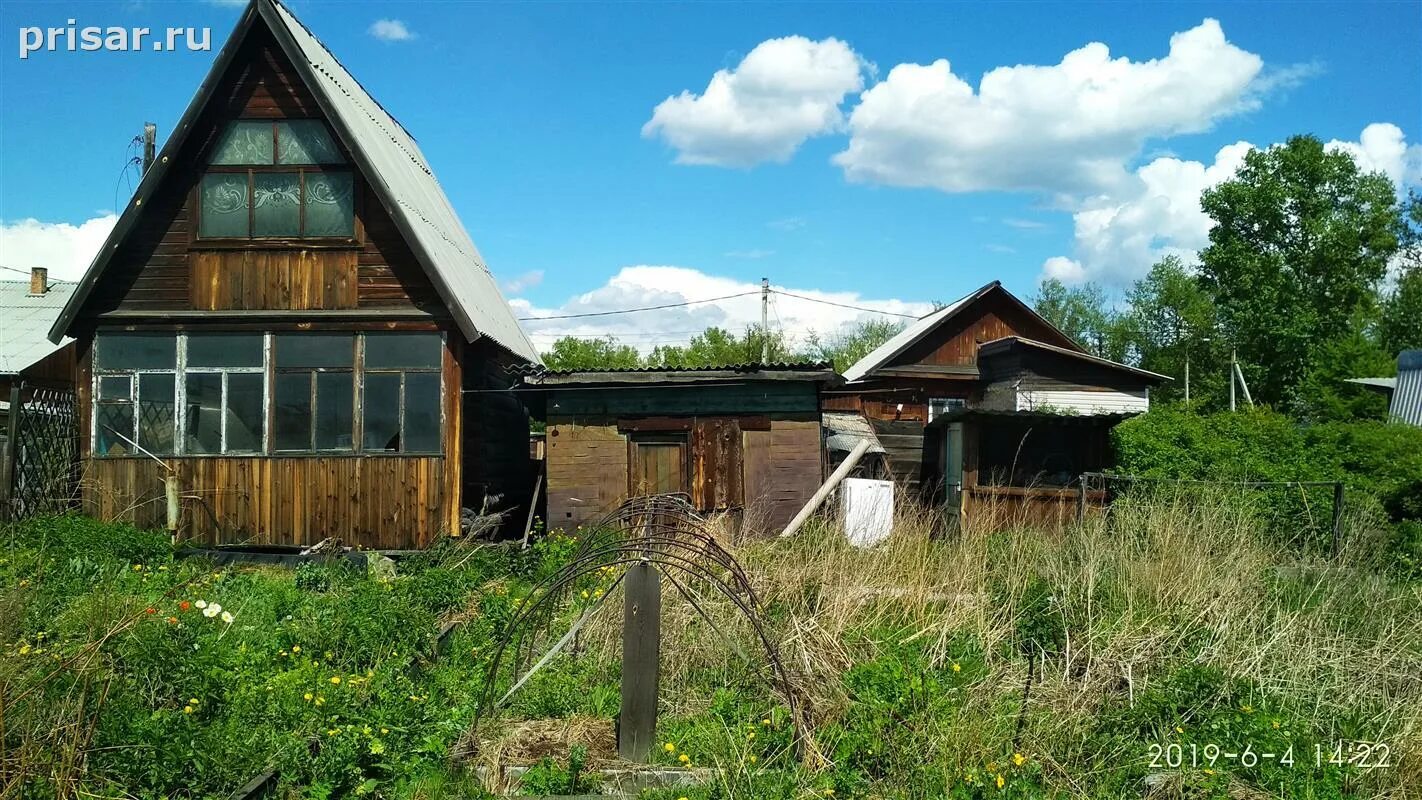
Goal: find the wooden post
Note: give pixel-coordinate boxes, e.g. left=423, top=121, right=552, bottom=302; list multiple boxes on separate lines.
left=3, top=383, right=23, bottom=517
left=1331, top=482, right=1345, bottom=557
left=618, top=561, right=660, bottom=762
left=1077, top=473, right=1087, bottom=522
left=521, top=473, right=543, bottom=550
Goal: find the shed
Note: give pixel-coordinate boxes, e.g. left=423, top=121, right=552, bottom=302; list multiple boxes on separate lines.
left=1346, top=350, right=1422, bottom=426
left=523, top=364, right=842, bottom=534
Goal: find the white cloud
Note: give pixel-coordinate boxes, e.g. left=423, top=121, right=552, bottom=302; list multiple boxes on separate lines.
left=1040, top=123, right=1422, bottom=285
left=983, top=243, right=1017, bottom=254
left=368, top=19, right=415, bottom=42
left=833, top=19, right=1263, bottom=196
left=513, top=265, right=930, bottom=353
left=0, top=214, right=116, bottom=282
left=1003, top=218, right=1048, bottom=230
left=502, top=269, right=544, bottom=294
left=643, top=36, right=868, bottom=167
left=768, top=216, right=808, bottom=231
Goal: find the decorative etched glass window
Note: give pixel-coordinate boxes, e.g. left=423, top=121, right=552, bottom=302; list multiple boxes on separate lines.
left=361, top=333, right=442, bottom=453
left=198, top=119, right=354, bottom=239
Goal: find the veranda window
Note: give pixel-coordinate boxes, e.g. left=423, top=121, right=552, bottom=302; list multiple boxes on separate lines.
left=91, top=332, right=443, bottom=457
left=198, top=120, right=355, bottom=239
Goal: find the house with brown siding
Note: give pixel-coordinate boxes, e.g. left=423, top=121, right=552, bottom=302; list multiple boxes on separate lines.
left=46, top=0, right=538, bottom=549
left=523, top=364, right=840, bottom=535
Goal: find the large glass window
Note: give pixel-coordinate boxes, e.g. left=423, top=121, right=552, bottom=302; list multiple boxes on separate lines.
left=94, top=335, right=178, bottom=456
left=183, top=334, right=265, bottom=454
left=198, top=120, right=354, bottom=239
left=361, top=333, right=442, bottom=453
left=92, top=332, right=442, bottom=456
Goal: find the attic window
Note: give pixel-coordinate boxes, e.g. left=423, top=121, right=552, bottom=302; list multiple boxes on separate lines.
left=198, top=120, right=354, bottom=239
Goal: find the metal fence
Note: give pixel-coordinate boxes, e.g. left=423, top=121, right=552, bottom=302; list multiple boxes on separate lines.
left=1080, top=471, right=1346, bottom=555
left=2, top=384, right=80, bottom=521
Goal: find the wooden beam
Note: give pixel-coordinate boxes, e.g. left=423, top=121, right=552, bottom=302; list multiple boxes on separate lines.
left=778, top=438, right=872, bottom=539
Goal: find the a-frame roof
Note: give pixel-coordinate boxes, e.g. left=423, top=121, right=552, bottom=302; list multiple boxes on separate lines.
left=841, top=280, right=1081, bottom=383
left=48, top=0, right=540, bottom=364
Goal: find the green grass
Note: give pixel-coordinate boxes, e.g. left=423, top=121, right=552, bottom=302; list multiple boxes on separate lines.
left=3, top=491, right=1420, bottom=799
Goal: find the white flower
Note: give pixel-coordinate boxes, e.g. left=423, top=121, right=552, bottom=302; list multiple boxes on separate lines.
left=195, top=600, right=208, bottom=609
left=220, top=611, right=234, bottom=624
left=203, top=603, right=221, bottom=618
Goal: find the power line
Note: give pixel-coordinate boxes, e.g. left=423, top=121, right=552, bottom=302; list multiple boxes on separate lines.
left=517, top=290, right=758, bottom=322
left=770, top=289, right=921, bottom=319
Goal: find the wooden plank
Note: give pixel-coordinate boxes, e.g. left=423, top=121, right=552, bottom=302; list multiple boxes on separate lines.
left=619, top=562, right=660, bottom=763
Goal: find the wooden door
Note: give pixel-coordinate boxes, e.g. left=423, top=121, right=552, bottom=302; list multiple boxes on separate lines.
left=630, top=437, right=687, bottom=497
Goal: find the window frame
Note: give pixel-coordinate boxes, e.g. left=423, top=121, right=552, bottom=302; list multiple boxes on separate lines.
left=90, top=331, right=446, bottom=458
left=927, top=396, right=966, bottom=423
left=193, top=118, right=361, bottom=246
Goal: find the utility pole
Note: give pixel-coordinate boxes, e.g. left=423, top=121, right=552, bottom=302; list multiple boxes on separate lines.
left=760, top=277, right=769, bottom=364
left=1229, top=347, right=1237, bottom=411
left=1184, top=353, right=1190, bottom=405
left=142, top=122, right=157, bottom=172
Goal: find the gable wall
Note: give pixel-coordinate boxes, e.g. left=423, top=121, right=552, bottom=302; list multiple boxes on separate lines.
left=77, top=24, right=440, bottom=325
left=889, top=290, right=1078, bottom=370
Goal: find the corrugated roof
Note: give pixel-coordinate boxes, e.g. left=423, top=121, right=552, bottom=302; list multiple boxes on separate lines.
left=49, top=0, right=539, bottom=365
left=1345, top=377, right=1397, bottom=391
left=840, top=281, right=1082, bottom=383
left=1391, top=350, right=1421, bottom=426
left=523, top=361, right=842, bottom=386
left=823, top=412, right=886, bottom=454
left=533, top=361, right=835, bottom=377
left=0, top=280, right=76, bottom=375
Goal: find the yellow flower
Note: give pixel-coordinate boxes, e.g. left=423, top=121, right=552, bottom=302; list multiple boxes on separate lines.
left=1012, top=752, right=1026, bottom=767
left=996, top=774, right=1005, bottom=789
left=1241, top=704, right=1254, bottom=714
left=17, top=579, right=29, bottom=588
left=291, top=645, right=301, bottom=653
left=761, top=718, right=772, bottom=726
left=748, top=755, right=757, bottom=764
left=189, top=698, right=199, bottom=705
left=1271, top=719, right=1281, bottom=729
left=824, top=790, right=835, bottom=797
left=303, top=693, right=314, bottom=701
left=664, top=742, right=677, bottom=753
left=18, top=644, right=31, bottom=655
left=327, top=729, right=339, bottom=736
left=315, top=697, right=325, bottom=706
left=183, top=706, right=194, bottom=714
left=132, top=564, right=143, bottom=571
left=952, top=663, right=962, bottom=672
left=330, top=676, right=341, bottom=685
left=1204, top=768, right=1215, bottom=776
left=678, top=753, right=690, bottom=764
left=1175, top=726, right=1184, bottom=734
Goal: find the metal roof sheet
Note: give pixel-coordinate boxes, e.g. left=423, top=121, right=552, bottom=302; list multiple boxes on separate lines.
left=1391, top=350, right=1422, bottom=426
left=840, top=281, right=1083, bottom=383
left=0, top=280, right=76, bottom=375
left=978, top=335, right=1172, bottom=383
left=523, top=361, right=842, bottom=386
left=49, top=0, right=539, bottom=365
left=823, top=412, right=886, bottom=454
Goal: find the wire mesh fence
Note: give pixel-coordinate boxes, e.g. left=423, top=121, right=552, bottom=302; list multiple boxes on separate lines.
left=3, top=385, right=80, bottom=521
left=1081, top=472, right=1346, bottom=555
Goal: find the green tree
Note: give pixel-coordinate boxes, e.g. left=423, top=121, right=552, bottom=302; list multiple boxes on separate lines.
left=1121, top=256, right=1226, bottom=406
left=802, top=317, right=906, bottom=372
left=645, top=325, right=793, bottom=368
left=1198, top=135, right=1401, bottom=412
left=1380, top=192, right=1422, bottom=355
left=540, top=336, right=642, bottom=371
left=1032, top=278, right=1131, bottom=360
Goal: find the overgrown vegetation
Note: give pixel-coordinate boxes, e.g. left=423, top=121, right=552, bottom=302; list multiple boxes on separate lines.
left=5, top=495, right=1420, bottom=797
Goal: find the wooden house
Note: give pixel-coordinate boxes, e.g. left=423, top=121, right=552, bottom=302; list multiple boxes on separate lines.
left=522, top=364, right=841, bottom=534
left=45, top=0, right=539, bottom=549
left=922, top=337, right=1168, bottom=526
left=824, top=281, right=1083, bottom=494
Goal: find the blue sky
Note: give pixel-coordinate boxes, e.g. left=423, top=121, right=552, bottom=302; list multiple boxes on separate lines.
left=2, top=0, right=1418, bottom=351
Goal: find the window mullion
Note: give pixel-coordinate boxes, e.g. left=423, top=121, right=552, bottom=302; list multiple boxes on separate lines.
left=263, top=334, right=272, bottom=455
left=397, top=371, right=407, bottom=454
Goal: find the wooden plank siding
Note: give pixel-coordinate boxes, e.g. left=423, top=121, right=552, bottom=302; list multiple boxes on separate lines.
left=191, top=250, right=358, bottom=310
left=81, top=456, right=444, bottom=549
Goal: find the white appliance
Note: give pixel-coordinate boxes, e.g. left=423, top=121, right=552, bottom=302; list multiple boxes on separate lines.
left=841, top=478, right=894, bottom=547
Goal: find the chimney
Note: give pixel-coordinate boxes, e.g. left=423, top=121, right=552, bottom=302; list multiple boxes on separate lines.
left=29, top=267, right=49, bottom=296
left=143, top=122, right=157, bottom=172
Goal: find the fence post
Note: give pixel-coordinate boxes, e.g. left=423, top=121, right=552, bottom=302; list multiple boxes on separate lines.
left=2, top=383, right=22, bottom=517
left=1077, top=473, right=1088, bottom=523
left=1331, top=482, right=1345, bottom=557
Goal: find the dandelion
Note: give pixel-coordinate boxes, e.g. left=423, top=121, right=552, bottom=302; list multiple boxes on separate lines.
left=189, top=698, right=199, bottom=705
left=1272, top=720, right=1281, bottom=729
left=18, top=644, right=31, bottom=655
left=132, top=564, right=143, bottom=571
left=330, top=676, right=341, bottom=685
left=304, top=693, right=314, bottom=701
left=664, top=742, right=677, bottom=753
left=380, top=728, right=389, bottom=734
left=678, top=753, right=690, bottom=764
left=183, top=706, right=194, bottom=714
left=1012, top=753, right=1026, bottom=767
left=761, top=718, right=771, bottom=726
left=747, top=731, right=756, bottom=741
left=1175, top=726, right=1184, bottom=734
left=996, top=774, right=1005, bottom=789
left=1241, top=704, right=1254, bottom=714
left=292, top=645, right=301, bottom=653
left=580, top=590, right=589, bottom=599
left=17, top=579, right=28, bottom=588
left=952, top=662, right=962, bottom=673
left=748, top=755, right=757, bottom=764
left=220, top=611, right=233, bottom=624
left=327, top=729, right=339, bottom=736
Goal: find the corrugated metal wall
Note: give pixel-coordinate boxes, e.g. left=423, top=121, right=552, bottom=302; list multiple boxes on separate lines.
left=1391, top=350, right=1422, bottom=426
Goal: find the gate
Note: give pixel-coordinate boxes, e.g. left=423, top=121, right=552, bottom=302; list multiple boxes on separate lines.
left=2, top=384, right=80, bottom=520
